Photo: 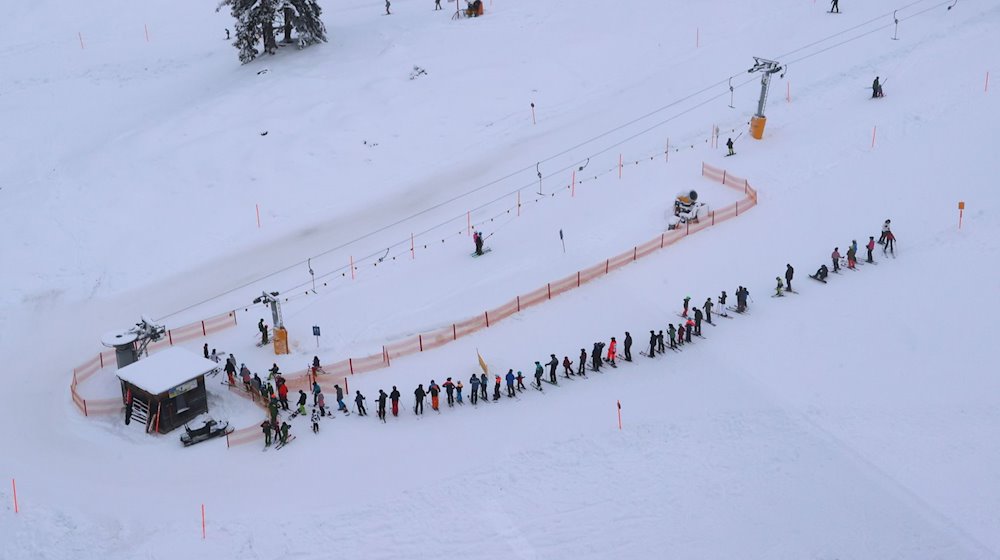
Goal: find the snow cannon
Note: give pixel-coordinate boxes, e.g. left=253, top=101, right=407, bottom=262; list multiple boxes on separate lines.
left=668, top=190, right=708, bottom=230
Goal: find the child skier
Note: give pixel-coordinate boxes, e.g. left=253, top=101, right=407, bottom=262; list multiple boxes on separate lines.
left=455, top=380, right=464, bottom=404
left=311, top=408, right=321, bottom=433
left=775, top=277, right=784, bottom=297
left=562, top=356, right=573, bottom=377
left=443, top=378, right=455, bottom=407
left=515, top=370, right=526, bottom=391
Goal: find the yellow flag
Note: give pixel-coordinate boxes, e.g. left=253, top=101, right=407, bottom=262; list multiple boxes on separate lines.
left=477, top=350, right=489, bottom=375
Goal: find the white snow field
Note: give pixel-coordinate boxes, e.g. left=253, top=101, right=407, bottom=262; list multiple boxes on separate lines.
left=3, top=0, right=1000, bottom=557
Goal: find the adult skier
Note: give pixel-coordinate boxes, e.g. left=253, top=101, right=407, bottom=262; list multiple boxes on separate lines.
left=830, top=0, right=839, bottom=13
left=872, top=76, right=884, bottom=98
left=297, top=390, right=308, bottom=416
left=693, top=307, right=704, bottom=335
left=480, top=373, right=489, bottom=400
left=591, top=342, right=603, bottom=371
left=562, top=356, right=573, bottom=377
left=623, top=332, right=633, bottom=361
left=775, top=276, right=785, bottom=297
left=703, top=298, right=714, bottom=324
left=578, top=349, right=587, bottom=375
left=428, top=380, right=440, bottom=411
left=831, top=247, right=841, bottom=272
left=492, top=375, right=502, bottom=401
left=516, top=370, right=526, bottom=391
left=414, top=384, right=426, bottom=414
left=879, top=219, right=891, bottom=244
left=505, top=370, right=516, bottom=397
left=667, top=324, right=677, bottom=349
left=376, top=390, right=388, bottom=422
left=311, top=408, right=321, bottom=433
left=279, top=421, right=291, bottom=445
left=473, top=231, right=484, bottom=256
left=846, top=245, right=857, bottom=269
left=469, top=375, right=480, bottom=404
left=648, top=331, right=657, bottom=357
left=534, top=361, right=544, bottom=389
left=727, top=137, right=735, bottom=156
left=658, top=330, right=666, bottom=352
left=335, top=384, right=347, bottom=412
left=258, top=318, right=269, bottom=345
left=785, top=264, right=795, bottom=292
left=277, top=381, right=290, bottom=411
left=685, top=318, right=695, bottom=342
left=225, top=359, right=238, bottom=387
left=203, top=343, right=209, bottom=359
left=312, top=379, right=321, bottom=406
left=866, top=236, right=876, bottom=263
left=547, top=354, right=559, bottom=383
left=443, top=378, right=455, bottom=407
left=261, top=420, right=273, bottom=447
left=606, top=338, right=617, bottom=366
left=736, top=286, right=750, bottom=312
left=354, top=391, right=366, bottom=416
left=718, top=290, right=728, bottom=317
left=317, top=392, right=326, bottom=417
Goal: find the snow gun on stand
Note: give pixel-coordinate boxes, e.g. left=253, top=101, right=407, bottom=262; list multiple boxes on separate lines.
left=667, top=190, right=709, bottom=230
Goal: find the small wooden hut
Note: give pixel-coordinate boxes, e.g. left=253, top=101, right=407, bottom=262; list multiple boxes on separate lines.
left=116, top=347, right=216, bottom=434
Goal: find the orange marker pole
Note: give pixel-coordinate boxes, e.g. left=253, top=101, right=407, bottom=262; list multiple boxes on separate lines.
left=201, top=504, right=206, bottom=539
left=617, top=400, right=622, bottom=430
left=571, top=169, right=576, bottom=197
left=871, top=125, right=877, bottom=149
left=350, top=255, right=355, bottom=279
left=256, top=204, right=261, bottom=228
left=530, top=102, right=536, bottom=125
left=12, top=479, right=18, bottom=513
left=144, top=24, right=150, bottom=42
left=958, top=201, right=965, bottom=229
left=78, top=32, right=85, bottom=50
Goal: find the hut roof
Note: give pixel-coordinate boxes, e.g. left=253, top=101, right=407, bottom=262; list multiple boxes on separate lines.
left=116, top=347, right=216, bottom=395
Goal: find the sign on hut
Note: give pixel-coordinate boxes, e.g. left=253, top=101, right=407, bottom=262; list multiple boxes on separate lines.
left=116, top=347, right=217, bottom=434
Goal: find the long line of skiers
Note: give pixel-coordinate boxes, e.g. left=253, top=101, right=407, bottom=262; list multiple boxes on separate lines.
left=248, top=219, right=897, bottom=447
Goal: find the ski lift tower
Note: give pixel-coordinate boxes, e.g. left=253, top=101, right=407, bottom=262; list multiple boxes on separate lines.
left=253, top=291, right=289, bottom=355
left=747, top=57, right=783, bottom=140
left=101, top=316, right=167, bottom=369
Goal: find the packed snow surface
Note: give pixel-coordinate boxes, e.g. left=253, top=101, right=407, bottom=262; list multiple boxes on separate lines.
left=2, top=0, right=999, bottom=558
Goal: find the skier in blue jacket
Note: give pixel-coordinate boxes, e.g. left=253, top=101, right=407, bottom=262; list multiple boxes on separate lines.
left=505, top=369, right=516, bottom=397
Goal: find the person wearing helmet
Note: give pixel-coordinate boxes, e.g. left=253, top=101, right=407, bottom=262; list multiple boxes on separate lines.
left=515, top=370, right=526, bottom=391
left=468, top=375, right=480, bottom=405
left=547, top=354, right=559, bottom=383
left=389, top=386, right=400, bottom=416
left=879, top=219, right=891, bottom=244
left=682, top=296, right=691, bottom=317
left=693, top=307, right=704, bottom=335
left=428, top=381, right=440, bottom=411
left=785, top=264, right=795, bottom=292
left=505, top=369, right=516, bottom=397
left=414, top=384, right=426, bottom=414
left=578, top=348, right=587, bottom=375
left=866, top=236, right=876, bottom=263
left=648, top=331, right=657, bottom=358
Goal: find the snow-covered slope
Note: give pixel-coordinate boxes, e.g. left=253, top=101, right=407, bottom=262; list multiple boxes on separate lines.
left=2, top=0, right=999, bottom=558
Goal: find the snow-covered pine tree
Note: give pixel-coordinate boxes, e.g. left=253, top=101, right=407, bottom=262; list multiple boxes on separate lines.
left=285, top=0, right=327, bottom=47
left=218, top=0, right=281, bottom=64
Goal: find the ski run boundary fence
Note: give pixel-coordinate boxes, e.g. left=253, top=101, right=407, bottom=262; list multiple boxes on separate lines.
left=71, top=163, right=757, bottom=447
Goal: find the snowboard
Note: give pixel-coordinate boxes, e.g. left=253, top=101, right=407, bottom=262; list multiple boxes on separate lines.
left=809, top=274, right=828, bottom=284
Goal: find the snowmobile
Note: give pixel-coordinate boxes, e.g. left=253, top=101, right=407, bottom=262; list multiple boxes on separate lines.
left=180, top=418, right=232, bottom=447
left=667, top=190, right=709, bottom=230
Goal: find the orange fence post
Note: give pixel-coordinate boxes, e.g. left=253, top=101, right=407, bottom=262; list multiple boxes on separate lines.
left=517, top=296, right=521, bottom=312
left=83, top=399, right=88, bottom=416
left=577, top=271, right=581, bottom=287
left=201, top=321, right=207, bottom=336
left=99, top=352, right=103, bottom=368
left=958, top=201, right=965, bottom=229
left=712, top=211, right=715, bottom=225
left=485, top=311, right=490, bottom=327
left=605, top=259, right=609, bottom=274
left=722, top=170, right=727, bottom=184
left=419, top=335, right=424, bottom=352
left=452, top=325, right=457, bottom=340
left=349, top=358, right=355, bottom=374
left=547, top=283, right=551, bottom=299
left=736, top=201, right=739, bottom=216
left=633, top=247, right=637, bottom=261
left=168, top=330, right=173, bottom=345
